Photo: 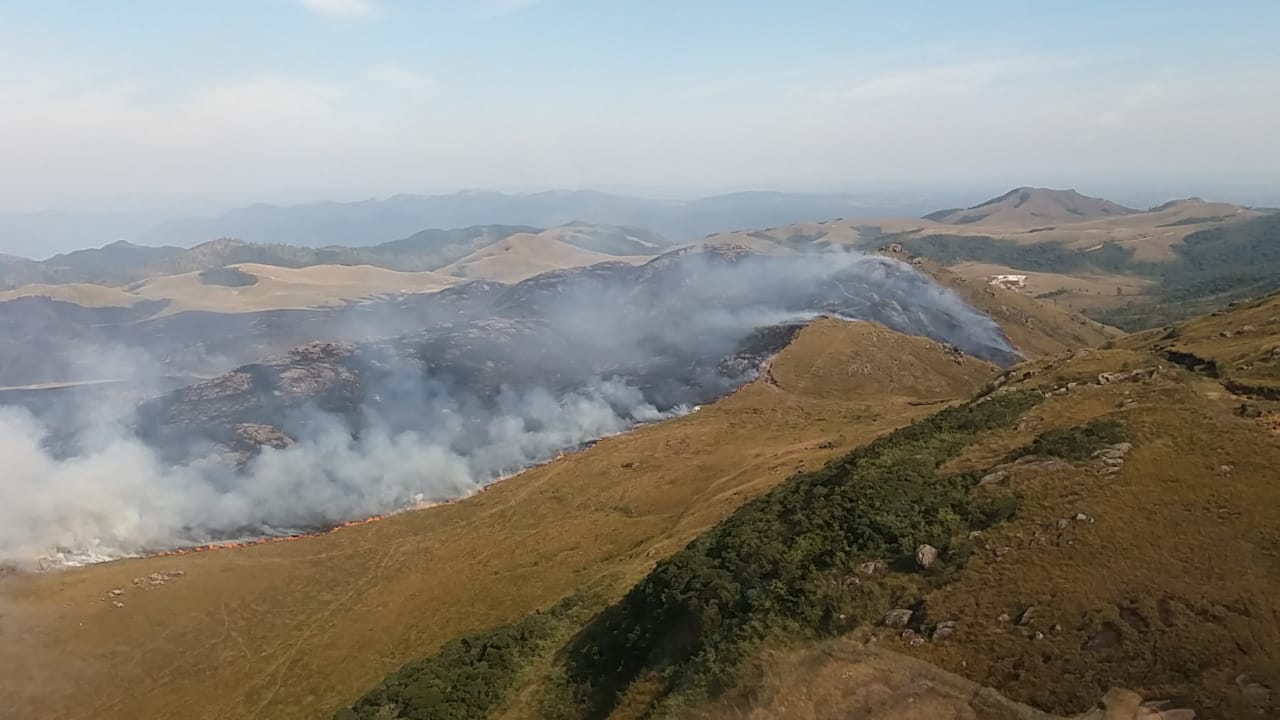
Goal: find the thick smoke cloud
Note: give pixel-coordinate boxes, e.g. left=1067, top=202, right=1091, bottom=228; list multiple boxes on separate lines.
left=0, top=248, right=1015, bottom=567
left=0, top=380, right=676, bottom=566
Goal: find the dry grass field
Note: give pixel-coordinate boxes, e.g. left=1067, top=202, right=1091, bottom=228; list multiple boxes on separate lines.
left=0, top=320, right=1003, bottom=720
left=440, top=233, right=651, bottom=283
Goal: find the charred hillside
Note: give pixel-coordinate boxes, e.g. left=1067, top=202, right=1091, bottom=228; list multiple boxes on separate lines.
left=4, top=246, right=1017, bottom=563
left=134, top=247, right=1019, bottom=466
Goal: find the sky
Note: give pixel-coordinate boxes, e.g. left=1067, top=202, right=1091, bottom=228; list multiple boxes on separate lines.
left=1, top=0, right=1279, bottom=211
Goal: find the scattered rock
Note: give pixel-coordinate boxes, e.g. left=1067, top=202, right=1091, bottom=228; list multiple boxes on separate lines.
left=882, top=608, right=914, bottom=629
left=111, top=601, right=124, bottom=609
left=131, top=570, right=184, bottom=589
left=906, top=636, right=926, bottom=648
left=1219, top=330, right=1233, bottom=338
left=1074, top=512, right=1092, bottom=522
left=915, top=544, right=939, bottom=570
left=1238, top=403, right=1266, bottom=419
left=994, top=546, right=1011, bottom=558
left=1097, top=367, right=1158, bottom=385
left=1032, top=631, right=1044, bottom=640
left=931, top=621, right=957, bottom=641
left=816, top=440, right=835, bottom=449
left=997, top=612, right=1011, bottom=623
left=900, top=628, right=916, bottom=640
left=108, top=588, right=123, bottom=597
left=1221, top=464, right=1234, bottom=475
left=620, top=461, right=639, bottom=469
left=233, top=423, right=294, bottom=451
left=1240, top=324, right=1257, bottom=334
left=1017, top=606, right=1037, bottom=626
left=979, top=470, right=1009, bottom=486
left=1052, top=623, right=1063, bottom=633
left=857, top=559, right=888, bottom=576
left=1092, top=442, right=1133, bottom=460
left=1056, top=518, right=1071, bottom=531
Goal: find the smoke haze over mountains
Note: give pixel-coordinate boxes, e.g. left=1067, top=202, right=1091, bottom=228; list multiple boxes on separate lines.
left=0, top=248, right=1014, bottom=567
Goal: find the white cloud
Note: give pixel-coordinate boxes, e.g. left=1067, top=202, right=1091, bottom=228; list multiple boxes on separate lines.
left=297, top=0, right=376, bottom=18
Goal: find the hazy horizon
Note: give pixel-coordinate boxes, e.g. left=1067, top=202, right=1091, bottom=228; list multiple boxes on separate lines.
left=2, top=0, right=1279, bottom=215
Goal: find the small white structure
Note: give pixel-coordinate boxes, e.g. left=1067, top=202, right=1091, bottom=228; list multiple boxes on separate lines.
left=988, top=274, right=1029, bottom=291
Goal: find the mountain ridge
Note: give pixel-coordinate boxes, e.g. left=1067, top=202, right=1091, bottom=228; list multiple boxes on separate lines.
left=923, top=187, right=1138, bottom=227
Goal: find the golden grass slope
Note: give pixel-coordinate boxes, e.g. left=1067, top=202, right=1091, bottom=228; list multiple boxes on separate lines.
left=0, top=320, right=1005, bottom=720
left=917, top=196, right=1264, bottom=262
left=945, top=261, right=1156, bottom=314
left=133, top=262, right=461, bottom=314
left=0, top=263, right=463, bottom=315
left=700, top=195, right=1262, bottom=266
left=924, top=188, right=1136, bottom=227
left=691, top=294, right=1280, bottom=719
left=0, top=282, right=144, bottom=308
left=441, top=232, right=651, bottom=283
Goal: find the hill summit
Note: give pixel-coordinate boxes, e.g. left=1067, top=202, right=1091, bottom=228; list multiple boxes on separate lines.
left=924, top=187, right=1137, bottom=227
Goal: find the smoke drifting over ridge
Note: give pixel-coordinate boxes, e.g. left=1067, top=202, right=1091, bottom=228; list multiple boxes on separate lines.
left=0, top=247, right=1016, bottom=567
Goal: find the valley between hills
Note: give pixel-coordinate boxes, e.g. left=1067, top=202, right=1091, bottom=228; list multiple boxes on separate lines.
left=0, top=187, right=1277, bottom=720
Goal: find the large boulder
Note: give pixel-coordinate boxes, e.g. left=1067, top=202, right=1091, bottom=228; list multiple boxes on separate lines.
left=915, top=544, right=939, bottom=570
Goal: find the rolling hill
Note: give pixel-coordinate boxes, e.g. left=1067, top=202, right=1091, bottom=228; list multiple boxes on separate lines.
left=0, top=251, right=1121, bottom=720
left=439, top=232, right=652, bottom=283
left=0, top=223, right=678, bottom=314
left=923, top=187, right=1137, bottom=227
left=0, top=318, right=1020, bottom=720
left=689, top=190, right=1272, bottom=332
left=337, top=291, right=1280, bottom=720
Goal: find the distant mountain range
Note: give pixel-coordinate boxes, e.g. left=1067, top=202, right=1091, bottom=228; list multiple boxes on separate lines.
left=0, top=190, right=940, bottom=258
left=0, top=223, right=676, bottom=292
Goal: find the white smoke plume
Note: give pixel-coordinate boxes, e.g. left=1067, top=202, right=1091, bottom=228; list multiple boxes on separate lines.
left=0, top=379, right=682, bottom=567
left=0, top=248, right=1015, bottom=567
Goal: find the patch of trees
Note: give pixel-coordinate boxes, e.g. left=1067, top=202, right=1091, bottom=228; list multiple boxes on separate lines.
left=197, top=266, right=258, bottom=287
left=334, top=596, right=588, bottom=720
left=1094, top=214, right=1280, bottom=329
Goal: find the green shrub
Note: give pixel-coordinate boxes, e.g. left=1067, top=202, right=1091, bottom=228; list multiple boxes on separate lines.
left=335, top=595, right=589, bottom=720
left=1010, top=419, right=1126, bottom=461
left=564, top=391, right=1042, bottom=717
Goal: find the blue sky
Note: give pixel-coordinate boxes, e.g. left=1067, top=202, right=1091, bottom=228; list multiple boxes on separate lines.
left=1, top=0, right=1278, bottom=210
